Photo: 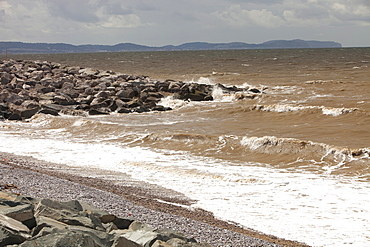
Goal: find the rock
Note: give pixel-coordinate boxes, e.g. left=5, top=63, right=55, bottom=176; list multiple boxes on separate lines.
left=116, top=107, right=132, bottom=114
left=79, top=68, right=99, bottom=77
left=7, top=112, right=22, bottom=120
left=37, top=86, right=55, bottom=94
left=155, top=229, right=192, bottom=243
left=5, top=94, right=24, bottom=105
left=0, top=72, right=13, bottom=85
left=39, top=92, right=56, bottom=101
left=89, top=108, right=110, bottom=115
left=19, top=231, right=102, bottom=247
left=53, top=94, right=75, bottom=105
left=34, top=199, right=103, bottom=230
left=81, top=202, right=116, bottom=224
left=249, top=88, right=261, bottom=93
left=38, top=108, right=59, bottom=116
left=152, top=240, right=173, bottom=247
left=168, top=82, right=182, bottom=92
left=31, top=216, right=69, bottom=237
left=0, top=214, right=31, bottom=246
left=0, top=190, right=212, bottom=246
left=151, top=105, right=170, bottom=112
left=0, top=103, right=9, bottom=111
left=40, top=104, right=66, bottom=112
left=66, top=225, right=115, bottom=245
left=66, top=66, right=81, bottom=74
left=144, top=96, right=161, bottom=104
left=0, top=59, right=253, bottom=121
left=123, top=230, right=159, bottom=247
left=21, top=100, right=40, bottom=109
left=15, top=107, right=41, bottom=119
left=116, top=89, right=136, bottom=99
left=112, top=236, right=142, bottom=247
left=0, top=191, right=19, bottom=204
left=126, top=99, right=143, bottom=108
left=90, top=97, right=109, bottom=108
left=0, top=204, right=36, bottom=229
left=95, top=91, right=111, bottom=98
left=60, top=108, right=88, bottom=117
left=180, top=91, right=212, bottom=101
left=113, top=217, right=134, bottom=230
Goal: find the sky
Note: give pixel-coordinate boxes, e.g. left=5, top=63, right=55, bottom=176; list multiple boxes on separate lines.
left=0, top=0, right=369, bottom=47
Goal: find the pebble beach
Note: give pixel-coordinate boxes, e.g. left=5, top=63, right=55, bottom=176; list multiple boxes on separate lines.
left=0, top=151, right=309, bottom=247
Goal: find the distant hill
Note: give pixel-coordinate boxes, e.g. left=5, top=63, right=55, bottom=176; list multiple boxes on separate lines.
left=0, top=39, right=342, bottom=54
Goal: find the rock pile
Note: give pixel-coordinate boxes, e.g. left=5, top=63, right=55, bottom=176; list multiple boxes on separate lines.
left=0, top=190, right=211, bottom=247
left=0, top=59, right=262, bottom=120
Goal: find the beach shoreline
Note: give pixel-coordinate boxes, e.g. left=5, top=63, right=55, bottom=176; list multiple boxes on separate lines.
left=0, top=151, right=309, bottom=247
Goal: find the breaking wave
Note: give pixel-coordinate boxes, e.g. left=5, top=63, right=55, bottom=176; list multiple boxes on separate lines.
left=251, top=104, right=358, bottom=116
left=143, top=133, right=370, bottom=180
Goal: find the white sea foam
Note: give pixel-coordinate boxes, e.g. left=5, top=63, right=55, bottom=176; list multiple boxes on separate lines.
left=321, top=107, right=357, bottom=116
left=254, top=104, right=357, bottom=116
left=158, top=96, right=190, bottom=109
left=189, top=77, right=214, bottom=85
left=211, top=86, right=235, bottom=102
left=1, top=131, right=370, bottom=246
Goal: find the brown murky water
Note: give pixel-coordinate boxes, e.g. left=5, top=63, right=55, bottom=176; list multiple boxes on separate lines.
left=4, top=48, right=369, bottom=178
left=1, top=48, right=370, bottom=246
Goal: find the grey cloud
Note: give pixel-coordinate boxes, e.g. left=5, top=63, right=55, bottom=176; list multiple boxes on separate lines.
left=0, top=0, right=368, bottom=47
left=0, top=9, right=4, bottom=21
left=102, top=4, right=133, bottom=16
left=45, top=0, right=100, bottom=23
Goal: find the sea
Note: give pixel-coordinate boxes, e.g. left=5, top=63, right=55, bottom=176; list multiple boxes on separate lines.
left=1, top=48, right=369, bottom=246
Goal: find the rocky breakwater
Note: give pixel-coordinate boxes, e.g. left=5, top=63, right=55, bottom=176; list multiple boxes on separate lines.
left=0, top=190, right=211, bottom=247
left=0, top=59, right=263, bottom=120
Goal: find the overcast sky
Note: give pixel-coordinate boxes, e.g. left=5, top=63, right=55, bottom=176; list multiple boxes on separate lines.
left=0, top=0, right=369, bottom=47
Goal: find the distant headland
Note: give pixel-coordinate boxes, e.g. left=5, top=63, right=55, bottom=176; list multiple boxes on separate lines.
left=0, top=39, right=342, bottom=54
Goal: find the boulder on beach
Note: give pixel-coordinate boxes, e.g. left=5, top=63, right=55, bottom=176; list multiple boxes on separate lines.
left=0, top=190, right=211, bottom=247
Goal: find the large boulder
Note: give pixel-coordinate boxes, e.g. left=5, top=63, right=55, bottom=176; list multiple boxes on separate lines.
left=34, top=199, right=104, bottom=230
left=19, top=231, right=104, bottom=247
left=0, top=214, right=31, bottom=246
left=0, top=204, right=36, bottom=229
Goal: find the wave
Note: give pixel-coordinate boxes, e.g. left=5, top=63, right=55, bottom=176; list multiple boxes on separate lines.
left=143, top=133, right=370, bottom=180
left=240, top=136, right=369, bottom=157
left=251, top=104, right=358, bottom=116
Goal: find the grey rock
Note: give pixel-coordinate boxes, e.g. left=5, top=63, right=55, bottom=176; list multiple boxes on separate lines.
left=7, top=112, right=22, bottom=120
left=34, top=199, right=102, bottom=230
left=116, top=89, right=135, bottom=99
left=20, top=100, right=40, bottom=109
left=5, top=94, right=24, bottom=105
left=38, top=108, right=59, bottom=116
left=123, top=230, right=159, bottom=247
left=16, top=107, right=41, bottom=119
left=31, top=216, right=68, bottom=237
left=89, top=108, right=110, bottom=115
left=112, top=236, right=142, bottom=247
left=113, top=217, right=134, bottom=230
left=81, top=202, right=116, bottom=224
left=152, top=240, right=173, bottom=247
left=19, top=231, right=100, bottom=247
left=54, top=94, right=75, bottom=105
left=0, top=204, right=36, bottom=229
left=0, top=214, right=31, bottom=246
left=116, top=107, right=132, bottom=114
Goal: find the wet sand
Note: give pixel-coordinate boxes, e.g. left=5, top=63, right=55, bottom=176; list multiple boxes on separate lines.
left=0, top=151, right=309, bottom=247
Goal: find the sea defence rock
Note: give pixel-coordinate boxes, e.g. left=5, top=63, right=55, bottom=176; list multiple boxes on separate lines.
left=0, top=190, right=211, bottom=247
left=0, top=59, right=264, bottom=120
